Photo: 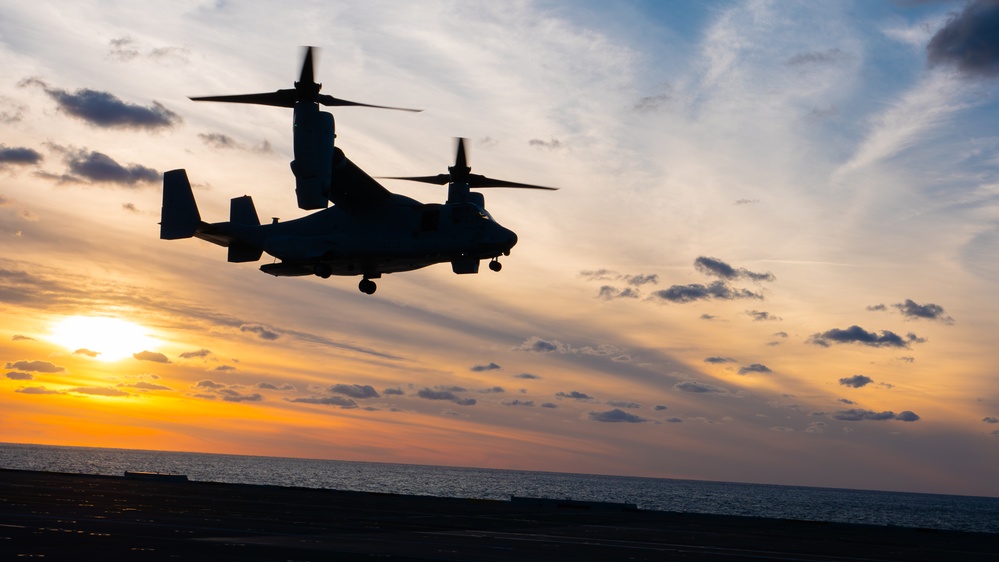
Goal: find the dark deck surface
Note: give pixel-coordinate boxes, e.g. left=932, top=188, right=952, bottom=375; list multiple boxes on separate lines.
left=2, top=468, right=997, bottom=561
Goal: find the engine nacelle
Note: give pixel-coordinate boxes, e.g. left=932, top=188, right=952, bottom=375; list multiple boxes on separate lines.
left=290, top=107, right=335, bottom=210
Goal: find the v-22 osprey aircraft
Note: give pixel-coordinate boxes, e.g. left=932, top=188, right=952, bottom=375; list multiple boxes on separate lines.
left=160, top=47, right=556, bottom=294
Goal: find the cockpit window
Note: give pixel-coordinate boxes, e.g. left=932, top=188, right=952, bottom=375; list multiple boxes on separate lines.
left=452, top=204, right=491, bottom=224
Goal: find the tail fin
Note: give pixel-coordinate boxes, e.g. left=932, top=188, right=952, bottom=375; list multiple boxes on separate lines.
left=229, top=195, right=260, bottom=226
left=161, top=169, right=201, bottom=239
left=227, top=195, right=263, bottom=262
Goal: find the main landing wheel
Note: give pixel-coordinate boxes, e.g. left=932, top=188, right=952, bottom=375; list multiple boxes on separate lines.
left=489, top=260, right=502, bottom=272
left=314, top=264, right=332, bottom=279
left=359, top=278, right=377, bottom=295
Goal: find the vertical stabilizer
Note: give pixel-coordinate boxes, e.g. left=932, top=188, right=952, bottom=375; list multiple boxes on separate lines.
left=161, top=169, right=201, bottom=239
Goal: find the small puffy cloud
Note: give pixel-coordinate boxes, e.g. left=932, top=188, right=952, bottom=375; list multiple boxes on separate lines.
left=786, top=48, right=849, bottom=68
left=124, top=381, right=171, bottom=391
left=807, top=326, right=922, bottom=348
left=198, top=132, right=272, bottom=153
left=383, top=387, right=405, bottom=396
left=503, top=399, right=535, bottom=407
left=665, top=417, right=684, bottom=423
left=240, top=324, right=280, bottom=340
left=926, top=0, right=999, bottom=78
left=540, top=402, right=557, bottom=408
left=0, top=145, right=42, bottom=166
left=74, top=348, right=100, bottom=358
left=839, top=375, right=874, bottom=388
left=607, top=400, right=640, bottom=409
left=838, top=398, right=856, bottom=405
left=257, top=382, right=295, bottom=391
left=704, top=357, right=736, bottom=364
left=866, top=304, right=887, bottom=311
left=12, top=335, right=35, bottom=341
left=16, top=386, right=64, bottom=395
left=674, top=380, right=727, bottom=394
left=588, top=408, right=646, bottom=423
left=746, top=310, right=781, bottom=322
left=556, top=390, right=593, bottom=401
left=738, top=363, right=772, bottom=375
left=470, top=362, right=501, bottom=372
left=42, top=146, right=159, bottom=186
left=70, top=386, right=129, bottom=397
left=194, top=379, right=225, bottom=389
left=650, top=281, right=763, bottom=303
left=625, top=274, right=659, bottom=286
left=214, top=365, right=236, bottom=371
left=514, top=373, right=540, bottom=380
left=479, top=386, right=505, bottom=394
left=579, top=269, right=618, bottom=281
left=528, top=137, right=562, bottom=149
left=515, top=336, right=570, bottom=353
left=330, top=384, right=379, bottom=399
left=219, top=389, right=263, bottom=403
left=5, top=360, right=65, bottom=373
left=654, top=405, right=668, bottom=411
left=417, top=388, right=476, bottom=406
left=694, top=257, right=775, bottom=282
left=892, top=300, right=954, bottom=324
left=21, top=78, right=180, bottom=130
left=983, top=416, right=999, bottom=424
left=179, top=348, right=212, bottom=359
left=832, top=409, right=920, bottom=422
left=288, top=395, right=357, bottom=408
left=5, top=371, right=33, bottom=380
left=598, top=286, right=640, bottom=300
left=133, top=350, right=169, bottom=363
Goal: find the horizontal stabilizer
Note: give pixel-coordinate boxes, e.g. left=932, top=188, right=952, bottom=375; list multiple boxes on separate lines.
left=161, top=169, right=201, bottom=239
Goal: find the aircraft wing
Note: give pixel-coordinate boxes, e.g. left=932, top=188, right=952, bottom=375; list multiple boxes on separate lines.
left=330, top=148, right=392, bottom=208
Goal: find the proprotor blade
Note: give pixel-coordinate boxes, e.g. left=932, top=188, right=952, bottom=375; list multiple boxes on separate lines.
left=190, top=90, right=298, bottom=108
left=298, top=46, right=316, bottom=87
left=316, top=94, right=422, bottom=112
left=379, top=174, right=451, bottom=185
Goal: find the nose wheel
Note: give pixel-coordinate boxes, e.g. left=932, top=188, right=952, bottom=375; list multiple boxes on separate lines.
left=489, top=259, right=502, bottom=272
left=359, top=278, right=377, bottom=295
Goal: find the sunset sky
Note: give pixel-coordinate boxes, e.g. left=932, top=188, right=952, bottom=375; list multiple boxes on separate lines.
left=3, top=0, right=999, bottom=497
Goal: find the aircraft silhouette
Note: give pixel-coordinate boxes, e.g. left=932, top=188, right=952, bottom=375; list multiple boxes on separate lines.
left=161, top=47, right=556, bottom=295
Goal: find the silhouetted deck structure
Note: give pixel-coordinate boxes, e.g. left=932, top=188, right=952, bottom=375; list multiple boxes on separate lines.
left=1, top=468, right=997, bottom=560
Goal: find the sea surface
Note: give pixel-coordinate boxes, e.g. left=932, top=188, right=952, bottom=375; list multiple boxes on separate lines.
left=2, top=442, right=997, bottom=534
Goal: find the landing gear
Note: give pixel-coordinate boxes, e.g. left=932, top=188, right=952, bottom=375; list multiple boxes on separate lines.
left=359, top=278, right=377, bottom=295
left=489, top=259, right=502, bottom=272
left=314, top=264, right=332, bottom=279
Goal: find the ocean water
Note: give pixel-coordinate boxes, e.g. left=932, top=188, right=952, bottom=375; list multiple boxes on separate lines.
left=2, top=442, right=997, bottom=534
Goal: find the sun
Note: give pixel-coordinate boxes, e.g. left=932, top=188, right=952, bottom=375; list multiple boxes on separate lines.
left=49, top=316, right=160, bottom=362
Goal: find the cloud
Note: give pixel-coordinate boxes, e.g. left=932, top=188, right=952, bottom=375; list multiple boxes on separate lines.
left=198, top=133, right=273, bottom=153
left=634, top=92, right=671, bottom=112
left=194, top=379, right=225, bottom=389
left=470, top=362, right=501, bottom=372
left=786, top=48, right=849, bottom=68
left=650, top=281, right=763, bottom=303
left=556, top=390, right=593, bottom=401
left=598, top=286, right=640, bottom=300
left=654, top=405, right=668, bottom=411
left=239, top=324, right=280, bottom=340
left=704, top=357, right=737, bottom=364
left=214, top=365, right=235, bottom=371
left=515, top=336, right=570, bottom=353
left=589, top=408, right=646, bottom=423
left=288, top=395, right=357, bottom=408
left=20, top=77, right=180, bottom=129
left=124, top=381, right=172, bottom=391
left=383, top=387, right=405, bottom=395
left=219, top=389, right=263, bottom=403
left=0, top=145, right=42, bottom=167
left=256, top=382, right=295, bottom=391
left=108, top=36, right=190, bottom=64
left=70, top=386, right=130, bottom=397
left=540, top=402, right=557, bottom=408
left=746, top=310, right=781, bottom=322
left=867, top=304, right=887, bottom=311
left=607, top=400, right=640, bottom=409
left=528, top=137, right=563, bottom=149
left=738, top=363, right=771, bottom=375
left=832, top=409, right=920, bottom=422
left=330, top=384, right=379, bottom=399
left=674, top=380, right=727, bottom=394
left=5, top=371, right=33, bottom=380
left=839, top=375, right=874, bottom=388
left=179, top=348, right=212, bottom=359
left=417, top=388, right=476, bottom=406
left=133, top=350, right=169, bottom=363
left=15, top=386, right=64, bottom=395
left=44, top=146, right=159, bottom=186
left=983, top=416, right=999, bottom=424
left=926, top=0, right=999, bottom=78
left=693, top=257, right=775, bottom=282
left=503, top=399, right=535, bottom=407
left=625, top=274, right=659, bottom=286
left=74, top=348, right=100, bottom=358
left=479, top=386, right=505, bottom=394
left=892, top=300, right=954, bottom=324
left=11, top=335, right=34, bottom=341
left=514, top=373, right=541, bottom=379
left=807, top=326, right=923, bottom=348
left=4, top=360, right=64, bottom=373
